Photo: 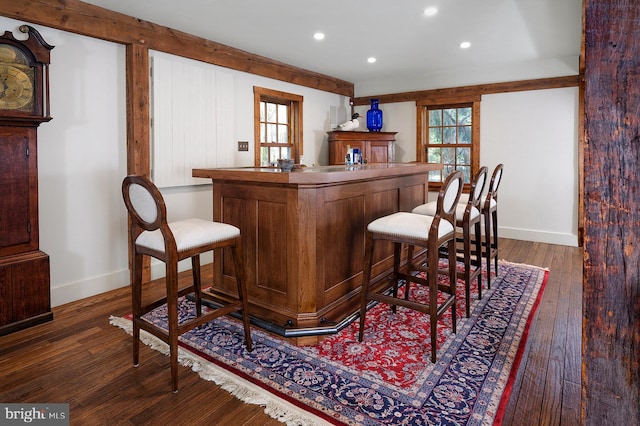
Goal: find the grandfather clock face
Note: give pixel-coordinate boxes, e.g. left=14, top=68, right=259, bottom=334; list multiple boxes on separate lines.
left=0, top=44, right=36, bottom=113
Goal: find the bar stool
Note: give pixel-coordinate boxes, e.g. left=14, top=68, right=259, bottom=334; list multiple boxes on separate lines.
left=483, top=164, right=504, bottom=288
left=358, top=171, right=463, bottom=363
left=121, top=175, right=253, bottom=392
left=411, top=166, right=489, bottom=317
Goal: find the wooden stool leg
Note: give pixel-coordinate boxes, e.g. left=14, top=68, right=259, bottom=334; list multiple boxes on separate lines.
left=191, top=255, right=202, bottom=316
left=358, top=233, right=375, bottom=342
left=474, top=221, right=483, bottom=300
left=492, top=210, right=499, bottom=273
left=404, top=245, right=415, bottom=300
left=231, top=239, right=253, bottom=351
left=448, top=239, right=457, bottom=334
left=428, top=240, right=439, bottom=364
left=131, top=253, right=143, bottom=367
left=484, top=211, right=492, bottom=289
left=166, top=262, right=180, bottom=393
left=391, top=242, right=402, bottom=313
left=462, top=223, right=471, bottom=318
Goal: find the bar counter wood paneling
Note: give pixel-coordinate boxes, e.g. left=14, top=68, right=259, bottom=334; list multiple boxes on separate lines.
left=193, top=163, right=440, bottom=345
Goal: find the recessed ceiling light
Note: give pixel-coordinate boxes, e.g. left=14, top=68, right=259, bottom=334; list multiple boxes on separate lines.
left=314, top=32, right=325, bottom=40
left=367, top=57, right=377, bottom=63
left=424, top=7, right=438, bottom=16
left=460, top=41, right=471, bottom=49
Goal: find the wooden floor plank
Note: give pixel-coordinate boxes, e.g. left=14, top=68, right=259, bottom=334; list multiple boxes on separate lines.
left=540, top=245, right=571, bottom=426
left=0, top=239, right=582, bottom=425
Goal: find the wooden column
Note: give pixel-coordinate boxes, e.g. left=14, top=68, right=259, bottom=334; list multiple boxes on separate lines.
left=125, top=43, right=151, bottom=281
left=583, top=1, right=640, bottom=424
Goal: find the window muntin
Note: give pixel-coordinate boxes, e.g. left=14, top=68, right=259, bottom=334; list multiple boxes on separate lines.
left=259, top=99, right=292, bottom=165
left=424, top=104, right=474, bottom=184
left=254, top=87, right=303, bottom=167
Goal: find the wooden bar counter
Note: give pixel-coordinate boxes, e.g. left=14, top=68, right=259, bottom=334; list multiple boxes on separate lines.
left=193, top=163, right=440, bottom=344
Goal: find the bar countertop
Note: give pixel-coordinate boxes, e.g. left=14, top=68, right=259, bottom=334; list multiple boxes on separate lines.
left=193, top=162, right=441, bottom=185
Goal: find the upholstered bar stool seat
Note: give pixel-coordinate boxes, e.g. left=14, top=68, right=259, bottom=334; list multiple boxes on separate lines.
left=358, top=170, right=463, bottom=363
left=135, top=218, right=240, bottom=253
left=367, top=211, right=454, bottom=240
left=122, top=175, right=253, bottom=393
left=411, top=167, right=488, bottom=317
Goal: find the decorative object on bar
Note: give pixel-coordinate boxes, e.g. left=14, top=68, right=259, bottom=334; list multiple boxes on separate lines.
left=336, top=112, right=361, bottom=131
left=277, top=158, right=294, bottom=171
left=344, top=146, right=363, bottom=165
left=366, top=98, right=383, bottom=132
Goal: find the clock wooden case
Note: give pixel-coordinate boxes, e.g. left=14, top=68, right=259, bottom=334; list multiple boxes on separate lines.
left=0, top=25, right=54, bottom=335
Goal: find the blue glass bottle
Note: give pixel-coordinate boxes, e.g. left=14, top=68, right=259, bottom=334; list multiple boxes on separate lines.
left=366, top=98, right=383, bottom=132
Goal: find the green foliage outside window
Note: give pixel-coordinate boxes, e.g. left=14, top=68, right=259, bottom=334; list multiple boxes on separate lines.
left=426, top=106, right=472, bottom=183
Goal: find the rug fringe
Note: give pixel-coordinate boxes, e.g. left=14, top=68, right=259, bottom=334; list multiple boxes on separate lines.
left=499, top=259, right=549, bottom=271
left=109, top=316, right=332, bottom=426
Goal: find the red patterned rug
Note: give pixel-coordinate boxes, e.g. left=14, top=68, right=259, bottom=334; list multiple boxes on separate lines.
left=111, top=260, right=548, bottom=425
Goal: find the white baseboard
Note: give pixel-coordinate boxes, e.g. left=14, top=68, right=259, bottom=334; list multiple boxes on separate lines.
left=498, top=226, right=579, bottom=247
left=51, top=254, right=216, bottom=308
left=51, top=268, right=130, bottom=308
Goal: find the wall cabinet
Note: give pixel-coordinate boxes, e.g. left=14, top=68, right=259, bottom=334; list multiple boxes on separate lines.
left=328, top=131, right=397, bottom=165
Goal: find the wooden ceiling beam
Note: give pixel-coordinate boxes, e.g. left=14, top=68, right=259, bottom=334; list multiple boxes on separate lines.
left=0, top=0, right=354, bottom=97
left=353, top=75, right=580, bottom=105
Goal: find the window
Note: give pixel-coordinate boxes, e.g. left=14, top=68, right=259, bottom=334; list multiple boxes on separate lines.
left=253, top=87, right=303, bottom=167
left=417, top=99, right=480, bottom=188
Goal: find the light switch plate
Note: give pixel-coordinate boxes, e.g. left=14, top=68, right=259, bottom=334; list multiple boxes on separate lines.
left=238, top=141, right=249, bottom=151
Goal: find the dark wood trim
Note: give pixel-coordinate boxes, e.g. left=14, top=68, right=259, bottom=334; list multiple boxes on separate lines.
left=125, top=44, right=150, bottom=177
left=583, top=1, right=640, bottom=425
left=353, top=75, right=579, bottom=106
left=253, top=86, right=304, bottom=166
left=0, top=0, right=354, bottom=97
left=415, top=100, right=481, bottom=190
left=577, top=2, right=586, bottom=248
left=125, top=43, right=151, bottom=282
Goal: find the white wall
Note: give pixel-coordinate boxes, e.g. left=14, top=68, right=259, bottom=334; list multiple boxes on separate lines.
left=356, top=87, right=580, bottom=246
left=0, top=17, right=346, bottom=307
left=14, top=21, right=132, bottom=308
left=481, top=88, right=579, bottom=246
left=354, top=102, right=418, bottom=163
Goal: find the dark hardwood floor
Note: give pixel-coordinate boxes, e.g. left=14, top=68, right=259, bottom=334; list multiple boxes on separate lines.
left=0, top=238, right=582, bottom=425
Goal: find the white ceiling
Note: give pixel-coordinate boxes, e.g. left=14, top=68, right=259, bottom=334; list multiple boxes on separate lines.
left=80, top=0, right=582, bottom=95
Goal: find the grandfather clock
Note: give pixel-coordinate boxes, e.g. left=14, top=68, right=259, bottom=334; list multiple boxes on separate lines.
left=0, top=25, right=53, bottom=335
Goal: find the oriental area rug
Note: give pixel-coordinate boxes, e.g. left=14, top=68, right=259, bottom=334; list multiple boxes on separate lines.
left=110, top=260, right=548, bottom=425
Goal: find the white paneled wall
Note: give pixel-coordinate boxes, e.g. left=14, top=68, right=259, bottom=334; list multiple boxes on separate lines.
left=151, top=51, right=234, bottom=187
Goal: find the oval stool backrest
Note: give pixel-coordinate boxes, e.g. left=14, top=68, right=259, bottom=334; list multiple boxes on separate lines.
left=129, top=183, right=158, bottom=225
left=471, top=167, right=489, bottom=205
left=488, top=164, right=504, bottom=204
left=122, top=175, right=167, bottom=232
left=439, top=170, right=464, bottom=222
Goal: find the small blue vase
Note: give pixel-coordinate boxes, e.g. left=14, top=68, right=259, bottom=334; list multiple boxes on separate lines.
left=366, top=99, right=383, bottom=132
